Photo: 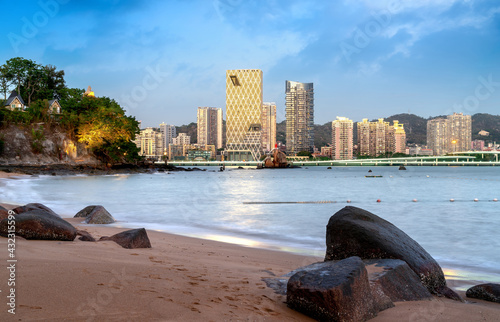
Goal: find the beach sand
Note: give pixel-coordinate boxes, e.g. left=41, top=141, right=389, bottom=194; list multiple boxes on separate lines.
left=0, top=204, right=500, bottom=321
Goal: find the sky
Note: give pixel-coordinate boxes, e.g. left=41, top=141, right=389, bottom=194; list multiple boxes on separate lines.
left=1, top=0, right=500, bottom=127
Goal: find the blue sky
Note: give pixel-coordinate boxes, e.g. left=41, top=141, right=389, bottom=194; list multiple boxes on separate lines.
left=1, top=0, right=499, bottom=127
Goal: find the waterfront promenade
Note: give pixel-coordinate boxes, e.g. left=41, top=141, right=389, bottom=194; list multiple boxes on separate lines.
left=165, top=154, right=500, bottom=167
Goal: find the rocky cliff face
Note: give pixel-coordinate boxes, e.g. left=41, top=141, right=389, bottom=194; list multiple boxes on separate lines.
left=0, top=124, right=99, bottom=165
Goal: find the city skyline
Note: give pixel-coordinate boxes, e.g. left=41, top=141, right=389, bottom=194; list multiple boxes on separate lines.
left=1, top=1, right=499, bottom=127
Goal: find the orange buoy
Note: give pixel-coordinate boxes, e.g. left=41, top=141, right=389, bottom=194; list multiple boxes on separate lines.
left=347, top=200, right=351, bottom=203
left=493, top=198, right=498, bottom=202
left=474, top=198, right=479, bottom=202
left=412, top=199, right=417, bottom=202
left=450, top=199, right=455, bottom=202
left=376, top=199, right=381, bottom=203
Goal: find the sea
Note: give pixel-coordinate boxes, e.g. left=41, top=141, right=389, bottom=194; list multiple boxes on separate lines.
left=2, top=166, right=500, bottom=288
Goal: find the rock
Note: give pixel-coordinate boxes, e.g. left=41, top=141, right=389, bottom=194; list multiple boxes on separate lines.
left=99, top=228, right=151, bottom=249
left=366, top=259, right=432, bottom=303
left=74, top=205, right=98, bottom=218
left=0, top=210, right=76, bottom=241
left=0, top=206, right=10, bottom=220
left=83, top=206, right=115, bottom=224
left=466, top=283, right=500, bottom=303
left=12, top=203, right=60, bottom=217
left=76, top=230, right=96, bottom=242
left=287, top=256, right=378, bottom=321
left=325, top=206, right=458, bottom=299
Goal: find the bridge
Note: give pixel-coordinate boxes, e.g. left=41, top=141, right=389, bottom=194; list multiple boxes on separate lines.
left=163, top=155, right=500, bottom=167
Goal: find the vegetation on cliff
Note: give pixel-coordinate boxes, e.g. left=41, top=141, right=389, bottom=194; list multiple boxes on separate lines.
left=0, top=57, right=140, bottom=165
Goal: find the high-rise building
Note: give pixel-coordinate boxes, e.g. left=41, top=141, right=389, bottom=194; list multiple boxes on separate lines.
left=331, top=117, right=353, bottom=160
left=225, top=69, right=263, bottom=161
left=448, top=112, right=471, bottom=153
left=159, top=123, right=176, bottom=153
left=285, top=80, right=314, bottom=154
left=357, top=118, right=406, bottom=157
left=427, top=113, right=471, bottom=155
left=357, top=119, right=370, bottom=156
left=427, top=118, right=449, bottom=156
left=197, top=107, right=223, bottom=150
left=261, top=102, right=276, bottom=152
left=369, top=119, right=387, bottom=157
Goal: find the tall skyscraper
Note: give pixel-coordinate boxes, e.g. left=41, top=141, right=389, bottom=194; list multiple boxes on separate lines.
left=331, top=117, right=353, bottom=160
left=261, top=102, right=276, bottom=152
left=369, top=118, right=387, bottom=157
left=225, top=69, right=263, bottom=161
left=427, top=112, right=471, bottom=155
left=159, top=123, right=176, bottom=152
left=197, top=107, right=223, bottom=149
left=285, top=80, right=314, bottom=154
left=391, top=120, right=407, bottom=154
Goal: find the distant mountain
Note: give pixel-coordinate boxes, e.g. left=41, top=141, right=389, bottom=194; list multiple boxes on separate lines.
left=383, top=113, right=428, bottom=145
left=472, top=113, right=500, bottom=143
left=176, top=122, right=197, bottom=144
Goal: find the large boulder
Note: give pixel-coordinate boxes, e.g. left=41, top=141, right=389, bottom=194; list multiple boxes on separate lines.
left=74, top=205, right=97, bottom=218
left=325, top=206, right=457, bottom=299
left=287, top=256, right=378, bottom=321
left=99, top=228, right=151, bottom=249
left=12, top=203, right=60, bottom=217
left=0, top=210, right=76, bottom=241
left=75, top=205, right=115, bottom=224
left=0, top=206, right=10, bottom=221
left=466, top=283, right=500, bottom=303
left=366, top=259, right=432, bottom=303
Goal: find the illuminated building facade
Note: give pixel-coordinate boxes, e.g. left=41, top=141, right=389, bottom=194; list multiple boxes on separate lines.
left=427, top=113, right=471, bottom=155
left=225, top=69, right=263, bottom=161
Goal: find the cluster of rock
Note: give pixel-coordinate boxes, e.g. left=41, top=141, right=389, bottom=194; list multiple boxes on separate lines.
left=283, top=206, right=500, bottom=321
left=0, top=203, right=151, bottom=249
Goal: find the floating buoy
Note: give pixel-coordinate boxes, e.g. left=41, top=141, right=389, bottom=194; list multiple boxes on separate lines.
left=412, top=199, right=417, bottom=202
left=376, top=199, right=381, bottom=203
left=474, top=198, right=479, bottom=202
left=426, top=175, right=430, bottom=178
left=347, top=200, right=351, bottom=203
left=493, top=198, right=498, bottom=202
left=450, top=199, right=455, bottom=202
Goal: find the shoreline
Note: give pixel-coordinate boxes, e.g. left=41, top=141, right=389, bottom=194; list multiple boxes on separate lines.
left=1, top=212, right=500, bottom=320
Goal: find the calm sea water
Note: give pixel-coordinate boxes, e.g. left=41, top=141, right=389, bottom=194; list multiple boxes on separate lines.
left=2, top=166, right=500, bottom=285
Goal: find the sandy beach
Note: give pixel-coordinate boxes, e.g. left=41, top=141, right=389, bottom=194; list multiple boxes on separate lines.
left=0, top=213, right=498, bottom=321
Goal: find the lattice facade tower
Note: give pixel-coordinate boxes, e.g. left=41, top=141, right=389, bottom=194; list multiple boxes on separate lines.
left=226, top=69, right=263, bottom=161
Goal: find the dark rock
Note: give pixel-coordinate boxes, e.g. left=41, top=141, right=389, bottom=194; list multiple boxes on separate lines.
left=74, top=205, right=98, bottom=218
left=0, top=210, right=76, bottom=241
left=12, top=203, right=60, bottom=217
left=83, top=206, right=115, bottom=224
left=99, top=228, right=151, bottom=249
left=0, top=206, right=10, bottom=220
left=325, top=206, right=457, bottom=299
left=365, top=259, right=432, bottom=303
left=399, top=165, right=407, bottom=170
left=287, top=256, right=378, bottom=321
left=76, top=230, right=96, bottom=242
left=466, top=283, right=500, bottom=303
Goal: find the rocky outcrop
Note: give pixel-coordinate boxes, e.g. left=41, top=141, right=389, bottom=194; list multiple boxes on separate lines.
left=0, top=210, right=76, bottom=241
left=99, top=228, right=151, bottom=249
left=325, top=206, right=459, bottom=299
left=12, top=203, right=60, bottom=217
left=0, top=206, right=9, bottom=220
left=75, top=205, right=115, bottom=224
left=287, top=256, right=378, bottom=321
left=466, top=283, right=500, bottom=303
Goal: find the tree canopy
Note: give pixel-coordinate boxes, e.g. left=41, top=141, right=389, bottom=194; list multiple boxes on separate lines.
left=0, top=57, right=141, bottom=165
